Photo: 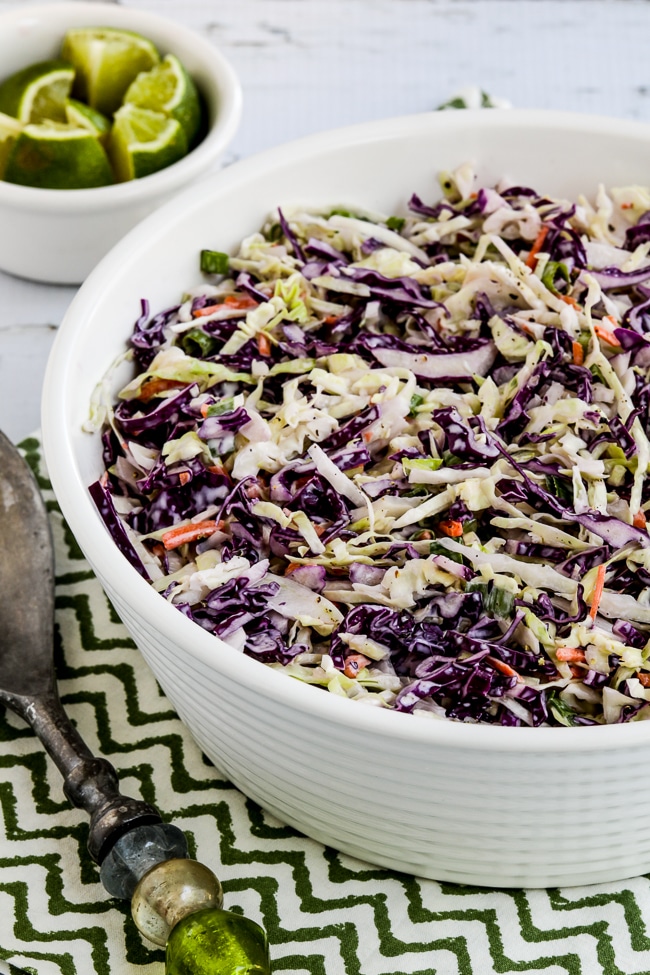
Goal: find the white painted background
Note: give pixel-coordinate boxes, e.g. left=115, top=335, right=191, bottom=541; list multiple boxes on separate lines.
left=1, top=0, right=648, bottom=441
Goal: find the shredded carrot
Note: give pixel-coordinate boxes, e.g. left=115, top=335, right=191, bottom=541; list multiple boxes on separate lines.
left=139, top=378, right=186, bottom=403
left=569, top=664, right=584, bottom=679
left=572, top=340, right=584, bottom=366
left=559, top=294, right=581, bottom=309
left=162, top=520, right=219, bottom=550
left=257, top=333, right=271, bottom=356
left=589, top=563, right=607, bottom=620
left=178, top=471, right=191, bottom=486
left=314, top=525, right=327, bottom=536
left=525, top=224, right=549, bottom=269
left=638, top=672, right=650, bottom=688
left=293, top=475, right=312, bottom=491
left=224, top=294, right=257, bottom=309
left=192, top=303, right=222, bottom=318
left=634, top=510, right=648, bottom=530
left=438, top=519, right=464, bottom=538
left=192, top=294, right=257, bottom=317
left=556, top=647, right=587, bottom=663
left=486, top=656, right=521, bottom=681
left=362, top=430, right=374, bottom=443
left=594, top=323, right=621, bottom=347
left=323, top=314, right=340, bottom=325
left=621, top=202, right=634, bottom=210
left=200, top=402, right=211, bottom=418
left=208, top=464, right=228, bottom=477
left=284, top=563, right=300, bottom=575
left=343, top=654, right=372, bottom=678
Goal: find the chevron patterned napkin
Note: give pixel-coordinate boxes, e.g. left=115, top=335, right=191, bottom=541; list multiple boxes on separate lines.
left=3, top=440, right=650, bottom=975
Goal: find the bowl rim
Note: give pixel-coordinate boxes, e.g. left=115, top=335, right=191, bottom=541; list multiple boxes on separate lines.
left=0, top=1, right=242, bottom=209
left=43, top=106, right=650, bottom=754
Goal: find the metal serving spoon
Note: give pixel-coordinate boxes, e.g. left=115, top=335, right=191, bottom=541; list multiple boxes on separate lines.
left=0, top=429, right=271, bottom=974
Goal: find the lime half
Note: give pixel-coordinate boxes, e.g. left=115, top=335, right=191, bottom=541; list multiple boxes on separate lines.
left=124, top=54, right=202, bottom=145
left=61, top=27, right=160, bottom=116
left=108, top=104, right=187, bottom=181
left=0, top=59, right=75, bottom=123
left=0, top=112, right=22, bottom=178
left=4, top=122, right=114, bottom=189
left=65, top=98, right=110, bottom=145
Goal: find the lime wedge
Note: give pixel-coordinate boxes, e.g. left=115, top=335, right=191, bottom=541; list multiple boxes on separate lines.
left=65, top=98, right=110, bottom=145
left=4, top=122, right=114, bottom=189
left=61, top=27, right=160, bottom=116
left=108, top=104, right=187, bottom=182
left=0, top=112, right=22, bottom=178
left=0, top=59, right=75, bottom=123
left=124, top=54, right=202, bottom=145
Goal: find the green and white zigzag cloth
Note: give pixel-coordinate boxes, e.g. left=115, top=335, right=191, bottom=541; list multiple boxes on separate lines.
left=3, top=435, right=650, bottom=975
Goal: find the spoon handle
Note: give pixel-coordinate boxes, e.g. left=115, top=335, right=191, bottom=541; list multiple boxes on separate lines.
left=9, top=686, right=270, bottom=972
left=0, top=426, right=270, bottom=971
left=22, top=687, right=161, bottom=861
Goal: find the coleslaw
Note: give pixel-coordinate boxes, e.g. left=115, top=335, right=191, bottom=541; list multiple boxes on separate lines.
left=89, top=164, right=650, bottom=726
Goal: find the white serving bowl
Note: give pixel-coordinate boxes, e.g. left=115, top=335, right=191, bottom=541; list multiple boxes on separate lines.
left=42, top=109, right=650, bottom=888
left=0, top=2, right=241, bottom=284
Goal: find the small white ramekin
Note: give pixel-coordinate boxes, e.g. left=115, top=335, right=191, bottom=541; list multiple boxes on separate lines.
left=0, top=2, right=242, bottom=284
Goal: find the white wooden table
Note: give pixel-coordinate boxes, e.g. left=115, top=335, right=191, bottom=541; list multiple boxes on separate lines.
left=1, top=0, right=648, bottom=443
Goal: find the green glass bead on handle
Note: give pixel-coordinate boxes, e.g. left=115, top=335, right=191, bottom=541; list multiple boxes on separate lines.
left=166, top=907, right=270, bottom=975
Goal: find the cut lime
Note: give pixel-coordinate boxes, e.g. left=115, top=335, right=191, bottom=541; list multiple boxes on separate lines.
left=65, top=98, right=110, bottom=145
left=61, top=27, right=160, bottom=116
left=0, top=59, right=75, bottom=123
left=0, top=112, right=22, bottom=178
left=108, top=104, right=187, bottom=182
left=3, top=121, right=114, bottom=189
left=124, top=54, right=202, bottom=145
